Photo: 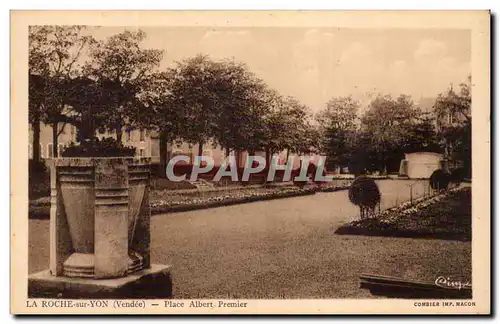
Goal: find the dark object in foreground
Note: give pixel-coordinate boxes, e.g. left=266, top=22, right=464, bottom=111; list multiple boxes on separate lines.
left=360, top=274, right=472, bottom=299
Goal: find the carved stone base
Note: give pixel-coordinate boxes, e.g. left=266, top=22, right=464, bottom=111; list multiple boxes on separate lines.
left=62, top=251, right=145, bottom=278
left=28, top=264, right=172, bottom=299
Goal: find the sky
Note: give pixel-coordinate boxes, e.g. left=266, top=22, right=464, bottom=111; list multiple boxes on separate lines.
left=86, top=26, right=471, bottom=113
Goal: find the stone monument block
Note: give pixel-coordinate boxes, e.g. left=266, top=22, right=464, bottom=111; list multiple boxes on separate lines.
left=29, top=157, right=172, bottom=298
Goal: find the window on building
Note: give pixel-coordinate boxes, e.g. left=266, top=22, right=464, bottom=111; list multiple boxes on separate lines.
left=29, top=144, right=33, bottom=159
left=126, top=130, right=131, bottom=142
left=47, top=144, right=53, bottom=158
left=150, top=140, right=159, bottom=157
left=140, top=130, right=145, bottom=142
left=139, top=148, right=145, bottom=157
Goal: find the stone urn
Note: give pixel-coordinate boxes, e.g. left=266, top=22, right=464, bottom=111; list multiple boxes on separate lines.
left=49, top=157, right=151, bottom=279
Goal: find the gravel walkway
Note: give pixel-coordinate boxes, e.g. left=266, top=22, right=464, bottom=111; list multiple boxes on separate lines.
left=28, top=180, right=471, bottom=298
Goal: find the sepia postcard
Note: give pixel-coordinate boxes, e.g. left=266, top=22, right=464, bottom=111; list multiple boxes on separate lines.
left=11, top=10, right=490, bottom=315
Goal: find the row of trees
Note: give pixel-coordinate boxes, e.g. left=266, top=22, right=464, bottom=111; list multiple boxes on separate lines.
left=29, top=27, right=317, bottom=175
left=29, top=27, right=163, bottom=161
left=29, top=26, right=471, bottom=177
left=316, top=77, right=471, bottom=175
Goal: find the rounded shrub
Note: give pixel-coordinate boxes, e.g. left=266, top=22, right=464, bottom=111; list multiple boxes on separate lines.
left=348, top=176, right=381, bottom=209
left=450, top=168, right=465, bottom=185
left=429, top=169, right=451, bottom=190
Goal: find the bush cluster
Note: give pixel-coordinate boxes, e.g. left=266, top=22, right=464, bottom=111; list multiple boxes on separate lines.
left=60, top=137, right=136, bottom=157
left=348, top=176, right=381, bottom=208
left=429, top=169, right=451, bottom=190
left=29, top=159, right=47, bottom=175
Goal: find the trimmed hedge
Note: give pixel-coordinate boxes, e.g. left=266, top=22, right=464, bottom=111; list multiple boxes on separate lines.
left=429, top=169, right=451, bottom=190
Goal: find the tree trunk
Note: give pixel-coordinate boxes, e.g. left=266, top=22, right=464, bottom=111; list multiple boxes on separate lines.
left=265, top=147, right=272, bottom=167
left=198, top=140, right=204, bottom=158
left=52, top=122, right=58, bottom=158
left=159, top=131, right=168, bottom=178
left=235, top=150, right=242, bottom=168
left=32, top=112, right=41, bottom=161
left=116, top=126, right=123, bottom=143
left=82, top=105, right=95, bottom=141
left=286, top=148, right=290, bottom=161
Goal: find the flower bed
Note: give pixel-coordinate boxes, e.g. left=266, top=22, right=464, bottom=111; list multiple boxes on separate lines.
left=317, top=181, right=352, bottom=192
left=366, top=175, right=390, bottom=180
left=150, top=187, right=316, bottom=214
left=335, top=186, right=471, bottom=241
left=29, top=186, right=317, bottom=219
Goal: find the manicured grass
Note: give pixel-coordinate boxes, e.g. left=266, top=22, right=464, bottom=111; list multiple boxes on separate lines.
left=336, top=187, right=471, bottom=241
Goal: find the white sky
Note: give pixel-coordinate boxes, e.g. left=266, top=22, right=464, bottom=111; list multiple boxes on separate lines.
left=86, top=26, right=471, bottom=113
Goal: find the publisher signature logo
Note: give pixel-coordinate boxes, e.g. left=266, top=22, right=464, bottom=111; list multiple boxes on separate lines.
left=435, top=276, right=471, bottom=290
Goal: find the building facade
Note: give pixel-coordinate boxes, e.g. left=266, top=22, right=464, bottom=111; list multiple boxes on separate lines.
left=30, top=122, right=321, bottom=171
left=29, top=123, right=156, bottom=161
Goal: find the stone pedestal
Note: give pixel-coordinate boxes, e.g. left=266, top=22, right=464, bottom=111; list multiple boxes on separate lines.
left=29, top=157, right=172, bottom=298
left=28, top=264, right=172, bottom=299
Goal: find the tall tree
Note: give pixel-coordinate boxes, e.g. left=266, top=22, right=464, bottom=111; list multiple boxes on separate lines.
left=434, top=76, right=472, bottom=126
left=316, top=96, right=360, bottom=169
left=61, top=76, right=112, bottom=142
left=403, top=112, right=442, bottom=153
left=163, top=54, right=220, bottom=157
left=28, top=74, right=44, bottom=161
left=141, top=71, right=183, bottom=176
left=280, top=96, right=314, bottom=159
left=166, top=55, right=270, bottom=165
left=259, top=89, right=289, bottom=165
left=360, top=94, right=421, bottom=173
left=28, top=26, right=93, bottom=157
left=433, top=76, right=472, bottom=175
left=84, top=30, right=163, bottom=142
left=213, top=58, right=269, bottom=161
